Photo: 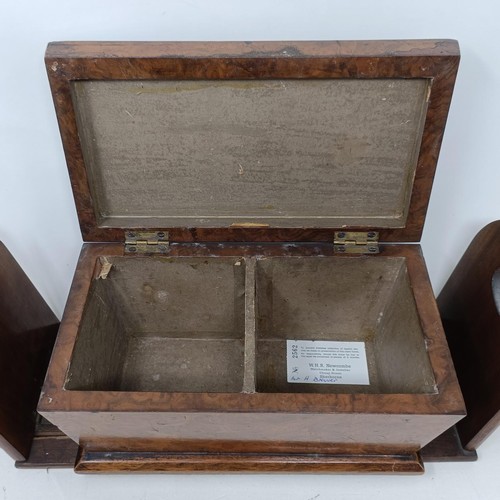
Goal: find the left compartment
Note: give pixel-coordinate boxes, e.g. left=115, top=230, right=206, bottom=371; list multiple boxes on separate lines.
left=65, top=256, right=247, bottom=393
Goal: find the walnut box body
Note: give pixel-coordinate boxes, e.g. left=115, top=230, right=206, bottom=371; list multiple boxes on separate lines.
left=38, top=40, right=465, bottom=473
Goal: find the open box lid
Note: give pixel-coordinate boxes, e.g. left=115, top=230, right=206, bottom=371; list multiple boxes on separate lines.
left=45, top=40, right=459, bottom=244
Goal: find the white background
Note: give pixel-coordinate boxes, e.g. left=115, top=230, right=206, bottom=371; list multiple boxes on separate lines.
left=0, top=1, right=499, bottom=498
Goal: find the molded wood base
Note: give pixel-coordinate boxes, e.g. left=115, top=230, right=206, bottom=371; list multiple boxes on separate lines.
left=74, top=447, right=424, bottom=474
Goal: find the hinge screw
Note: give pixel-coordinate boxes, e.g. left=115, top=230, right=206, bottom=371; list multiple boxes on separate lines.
left=336, top=246, right=346, bottom=253
left=128, top=246, right=137, bottom=252
left=337, top=232, right=346, bottom=239
left=127, top=232, right=135, bottom=238
left=157, top=232, right=165, bottom=238
left=368, top=246, right=378, bottom=253
left=367, top=232, right=376, bottom=239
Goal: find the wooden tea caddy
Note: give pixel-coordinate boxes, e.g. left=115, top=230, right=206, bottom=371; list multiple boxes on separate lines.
left=30, top=39, right=470, bottom=473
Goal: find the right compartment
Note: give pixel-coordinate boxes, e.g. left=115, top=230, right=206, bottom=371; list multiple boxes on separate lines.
left=255, top=256, right=437, bottom=394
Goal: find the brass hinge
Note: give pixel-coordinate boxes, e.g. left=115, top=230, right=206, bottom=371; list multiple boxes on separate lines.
left=333, top=231, right=379, bottom=254
left=124, top=231, right=169, bottom=254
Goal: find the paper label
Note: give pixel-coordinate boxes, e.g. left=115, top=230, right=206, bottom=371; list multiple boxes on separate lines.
left=286, top=340, right=370, bottom=385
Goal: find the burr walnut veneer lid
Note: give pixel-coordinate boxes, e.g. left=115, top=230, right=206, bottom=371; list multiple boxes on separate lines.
left=45, top=40, right=459, bottom=243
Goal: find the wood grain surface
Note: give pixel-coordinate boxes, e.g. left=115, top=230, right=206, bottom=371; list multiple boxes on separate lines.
left=437, top=221, right=500, bottom=450
left=0, top=243, right=59, bottom=460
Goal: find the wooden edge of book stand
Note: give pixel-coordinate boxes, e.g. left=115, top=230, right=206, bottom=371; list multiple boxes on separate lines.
left=0, top=242, right=59, bottom=462
left=437, top=221, right=500, bottom=451
left=419, top=426, right=477, bottom=462
left=14, top=421, right=78, bottom=469
left=15, top=436, right=79, bottom=469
